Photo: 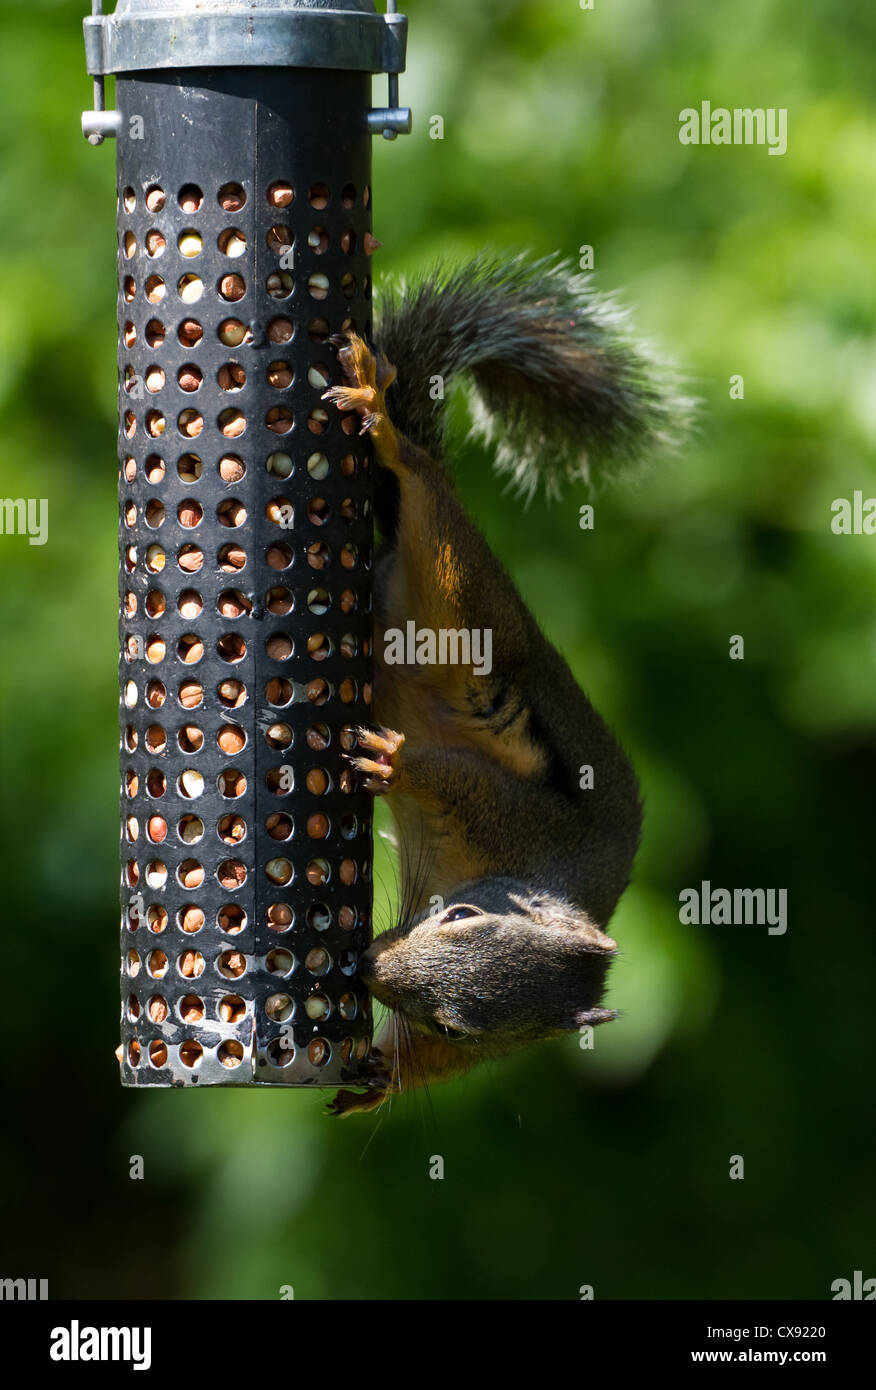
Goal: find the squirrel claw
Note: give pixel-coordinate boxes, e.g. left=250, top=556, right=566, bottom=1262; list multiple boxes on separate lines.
left=328, top=1048, right=391, bottom=1116
left=349, top=726, right=405, bottom=794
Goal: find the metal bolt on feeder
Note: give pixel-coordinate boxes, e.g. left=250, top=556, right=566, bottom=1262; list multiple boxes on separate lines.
left=82, top=0, right=410, bottom=1087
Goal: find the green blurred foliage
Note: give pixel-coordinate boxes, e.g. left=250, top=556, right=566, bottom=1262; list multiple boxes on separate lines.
left=0, top=0, right=874, bottom=1299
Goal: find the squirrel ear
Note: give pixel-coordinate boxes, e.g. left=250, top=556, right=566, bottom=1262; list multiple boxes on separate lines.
left=528, top=894, right=617, bottom=951
left=574, top=1007, right=618, bottom=1027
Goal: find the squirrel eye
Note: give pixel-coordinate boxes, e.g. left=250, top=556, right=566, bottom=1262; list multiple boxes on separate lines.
left=442, top=905, right=483, bottom=923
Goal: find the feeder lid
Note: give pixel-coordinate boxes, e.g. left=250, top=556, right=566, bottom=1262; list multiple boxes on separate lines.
left=84, top=0, right=407, bottom=76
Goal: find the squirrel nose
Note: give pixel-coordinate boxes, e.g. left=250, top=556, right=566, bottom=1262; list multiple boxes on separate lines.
left=359, top=939, right=387, bottom=984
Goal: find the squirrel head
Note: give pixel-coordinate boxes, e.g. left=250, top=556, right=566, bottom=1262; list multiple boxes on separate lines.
left=359, top=876, right=618, bottom=1047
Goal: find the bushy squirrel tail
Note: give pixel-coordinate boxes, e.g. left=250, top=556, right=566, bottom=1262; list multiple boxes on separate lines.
left=374, top=253, right=691, bottom=498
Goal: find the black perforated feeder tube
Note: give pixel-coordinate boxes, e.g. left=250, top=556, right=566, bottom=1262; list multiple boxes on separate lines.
left=82, top=1, right=410, bottom=1087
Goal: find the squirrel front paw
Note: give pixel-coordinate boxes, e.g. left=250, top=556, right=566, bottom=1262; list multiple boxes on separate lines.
left=322, top=333, right=397, bottom=436
left=349, top=725, right=405, bottom=795
left=327, top=1048, right=392, bottom=1117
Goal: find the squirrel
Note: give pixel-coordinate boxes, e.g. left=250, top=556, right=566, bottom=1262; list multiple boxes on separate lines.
left=320, top=255, right=685, bottom=1115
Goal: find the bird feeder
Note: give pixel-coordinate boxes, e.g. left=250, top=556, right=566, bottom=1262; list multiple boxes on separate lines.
left=82, top=0, right=410, bottom=1087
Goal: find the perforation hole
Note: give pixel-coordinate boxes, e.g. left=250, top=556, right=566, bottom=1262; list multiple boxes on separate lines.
left=145, top=229, right=166, bottom=258
left=218, top=544, right=246, bottom=574
left=265, top=763, right=293, bottom=794
left=178, top=365, right=203, bottom=393
left=219, top=993, right=246, bottom=1022
left=178, top=680, right=203, bottom=711
left=123, top=276, right=135, bottom=302
left=178, top=861, right=204, bottom=892
left=145, top=275, right=166, bottom=303
left=178, top=319, right=203, bottom=348
left=219, top=182, right=246, bottom=212
left=266, top=451, right=293, bottom=479
left=266, top=723, right=292, bottom=751
left=267, top=903, right=293, bottom=932
left=307, top=227, right=329, bottom=254
left=179, top=1040, right=203, bottom=1067
left=266, top=812, right=293, bottom=841
left=177, top=500, right=203, bottom=529
left=177, top=634, right=204, bottom=665
left=219, top=454, right=246, bottom=483
left=266, top=586, right=293, bottom=616
left=267, top=317, right=293, bottom=345
left=177, top=453, right=202, bottom=483
left=307, top=363, right=331, bottom=390
left=219, top=905, right=246, bottom=935
left=219, top=272, right=246, bottom=303
left=219, top=228, right=247, bottom=257
left=308, top=274, right=329, bottom=301
left=180, top=905, right=205, bottom=932
left=179, top=811, right=205, bottom=845
left=146, top=816, right=166, bottom=844
left=267, top=360, right=293, bottom=389
left=218, top=1041, right=244, bottom=1069
left=306, top=858, right=330, bottom=887
left=180, top=994, right=204, bottom=1023
left=146, top=319, right=166, bottom=348
left=266, top=634, right=293, bottom=662
left=145, top=185, right=165, bottom=213
left=266, top=679, right=293, bottom=709
left=218, top=768, right=247, bottom=798
left=218, top=498, right=246, bottom=528
left=178, top=408, right=203, bottom=439
left=146, top=680, right=167, bottom=709
left=178, top=769, right=204, bottom=800
left=178, top=589, right=202, bottom=620
left=123, top=186, right=136, bottom=213
left=218, top=679, right=246, bottom=709
left=178, top=183, right=203, bottom=213
left=218, top=859, right=247, bottom=891
left=266, top=948, right=294, bottom=978
left=266, top=992, right=293, bottom=1022
left=179, top=230, right=203, bottom=258
left=266, top=406, right=293, bottom=435
left=217, top=633, right=246, bottom=664
left=218, top=949, right=246, bottom=979
left=308, top=317, right=329, bottom=342
left=178, top=274, right=204, bottom=303
left=218, top=319, right=251, bottom=347
left=146, top=995, right=167, bottom=1023
left=179, top=948, right=206, bottom=978
left=178, top=723, right=204, bottom=753
left=218, top=407, right=246, bottom=439
left=123, top=230, right=137, bottom=259
left=266, top=1038, right=294, bottom=1068
left=218, top=814, right=246, bottom=846
left=267, top=181, right=294, bottom=208
left=217, top=590, right=252, bottom=619
left=218, top=363, right=246, bottom=392
left=267, top=271, right=294, bottom=299
left=266, top=543, right=292, bottom=571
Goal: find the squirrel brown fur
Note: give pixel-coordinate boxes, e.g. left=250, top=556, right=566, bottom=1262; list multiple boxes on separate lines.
left=321, top=255, right=687, bottom=1115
